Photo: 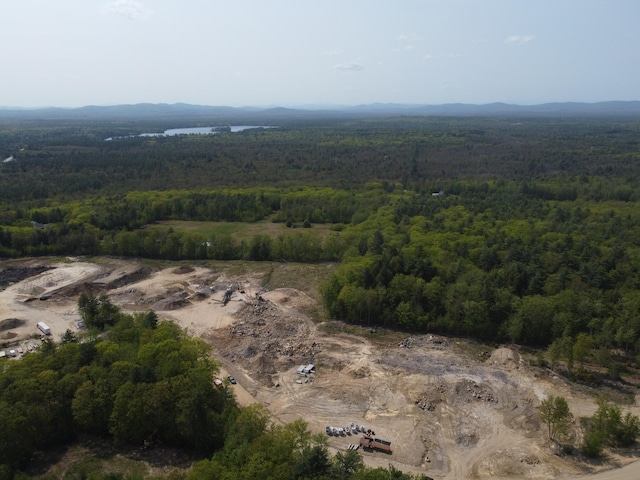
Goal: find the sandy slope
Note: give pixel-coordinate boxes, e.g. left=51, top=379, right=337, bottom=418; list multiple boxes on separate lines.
left=0, top=260, right=104, bottom=342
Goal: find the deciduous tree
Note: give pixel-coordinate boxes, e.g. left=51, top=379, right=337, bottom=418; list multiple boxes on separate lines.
left=539, top=395, right=573, bottom=443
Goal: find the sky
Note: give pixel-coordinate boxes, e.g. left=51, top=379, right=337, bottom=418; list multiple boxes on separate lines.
left=1, top=0, right=639, bottom=108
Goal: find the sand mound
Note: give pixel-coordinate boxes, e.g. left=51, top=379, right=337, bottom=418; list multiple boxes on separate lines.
left=173, top=265, right=195, bottom=274
left=490, top=347, right=520, bottom=365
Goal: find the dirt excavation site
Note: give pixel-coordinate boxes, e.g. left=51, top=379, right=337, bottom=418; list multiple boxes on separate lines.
left=2, top=257, right=640, bottom=480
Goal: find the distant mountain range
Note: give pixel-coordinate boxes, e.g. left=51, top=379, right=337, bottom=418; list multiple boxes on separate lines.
left=1, top=101, right=639, bottom=120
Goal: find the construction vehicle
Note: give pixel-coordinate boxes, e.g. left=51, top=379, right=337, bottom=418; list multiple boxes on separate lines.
left=359, top=435, right=392, bottom=454
left=222, top=286, right=233, bottom=306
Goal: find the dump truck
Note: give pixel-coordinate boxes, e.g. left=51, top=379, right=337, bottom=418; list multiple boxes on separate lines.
left=359, top=435, right=392, bottom=454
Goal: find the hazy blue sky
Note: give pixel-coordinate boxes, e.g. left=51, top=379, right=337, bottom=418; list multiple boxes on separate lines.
left=2, top=0, right=639, bottom=107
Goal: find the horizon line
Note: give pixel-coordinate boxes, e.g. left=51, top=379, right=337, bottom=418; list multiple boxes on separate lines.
left=2, top=99, right=640, bottom=111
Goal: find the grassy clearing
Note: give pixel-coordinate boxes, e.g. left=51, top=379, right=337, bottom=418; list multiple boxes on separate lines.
left=27, top=436, right=197, bottom=480
left=144, top=219, right=333, bottom=242
left=263, top=261, right=336, bottom=302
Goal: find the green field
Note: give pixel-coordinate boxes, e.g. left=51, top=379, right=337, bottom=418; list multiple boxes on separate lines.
left=144, top=218, right=333, bottom=241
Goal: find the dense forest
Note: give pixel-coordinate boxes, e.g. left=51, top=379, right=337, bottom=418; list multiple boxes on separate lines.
left=2, top=112, right=640, bottom=476
left=1, top=116, right=640, bottom=202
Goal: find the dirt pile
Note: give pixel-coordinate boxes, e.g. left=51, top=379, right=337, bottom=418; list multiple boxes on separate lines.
left=0, top=318, right=25, bottom=331
left=0, top=266, right=53, bottom=289
left=398, top=334, right=450, bottom=350
left=489, top=347, right=521, bottom=366
left=415, top=378, right=498, bottom=413
left=206, top=297, right=320, bottom=386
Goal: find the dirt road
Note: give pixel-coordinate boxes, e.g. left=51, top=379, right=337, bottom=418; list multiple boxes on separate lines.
left=566, top=461, right=640, bottom=480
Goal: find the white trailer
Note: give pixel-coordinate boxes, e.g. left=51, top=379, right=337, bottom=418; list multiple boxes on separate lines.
left=37, top=322, right=51, bottom=335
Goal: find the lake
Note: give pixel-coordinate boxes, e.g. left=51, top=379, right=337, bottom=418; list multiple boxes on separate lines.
left=106, top=125, right=275, bottom=141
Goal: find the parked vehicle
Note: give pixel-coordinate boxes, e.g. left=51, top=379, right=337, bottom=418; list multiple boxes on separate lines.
left=359, top=435, right=392, bottom=454
left=37, top=322, right=51, bottom=335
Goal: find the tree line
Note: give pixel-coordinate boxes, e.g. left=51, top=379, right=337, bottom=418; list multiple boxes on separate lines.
left=0, top=187, right=385, bottom=260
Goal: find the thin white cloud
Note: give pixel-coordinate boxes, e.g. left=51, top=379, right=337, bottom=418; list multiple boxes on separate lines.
left=101, top=0, right=151, bottom=20
left=396, top=34, right=423, bottom=42
left=322, top=49, right=342, bottom=56
left=391, top=34, right=422, bottom=54
left=333, top=61, right=364, bottom=72
left=423, top=54, right=435, bottom=60
left=505, top=34, right=535, bottom=45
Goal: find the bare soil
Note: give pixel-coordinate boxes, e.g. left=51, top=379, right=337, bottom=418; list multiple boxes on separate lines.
left=1, top=257, right=640, bottom=479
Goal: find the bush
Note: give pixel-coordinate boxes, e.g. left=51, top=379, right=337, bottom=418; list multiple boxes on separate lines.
left=607, top=362, right=623, bottom=380
left=586, top=398, right=640, bottom=451
left=582, top=430, right=605, bottom=458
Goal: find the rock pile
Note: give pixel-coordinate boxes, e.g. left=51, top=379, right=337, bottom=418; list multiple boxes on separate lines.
left=453, top=379, right=498, bottom=404
left=209, top=297, right=321, bottom=384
